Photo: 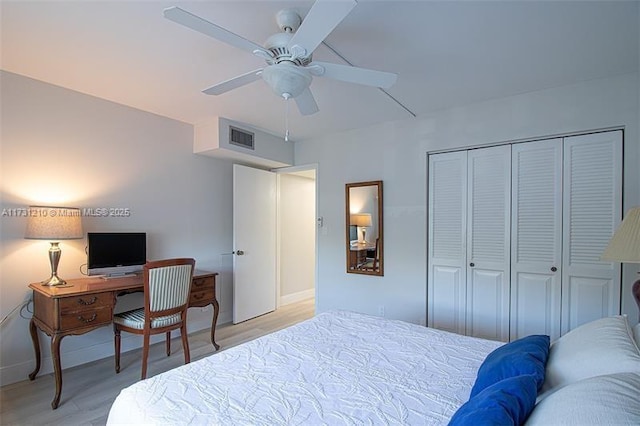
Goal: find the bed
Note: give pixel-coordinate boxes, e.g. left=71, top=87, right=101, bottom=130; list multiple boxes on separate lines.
left=107, top=309, right=640, bottom=425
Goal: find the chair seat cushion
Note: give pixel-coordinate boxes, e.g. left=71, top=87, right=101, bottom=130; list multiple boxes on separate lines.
left=114, top=308, right=181, bottom=330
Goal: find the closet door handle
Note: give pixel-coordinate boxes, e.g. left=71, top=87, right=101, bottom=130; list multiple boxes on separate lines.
left=469, top=262, right=475, bottom=267
left=550, top=266, right=557, bottom=272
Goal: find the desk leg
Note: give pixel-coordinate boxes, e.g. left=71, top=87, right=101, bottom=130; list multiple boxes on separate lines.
left=211, top=299, right=220, bottom=351
left=28, top=319, right=41, bottom=380
left=50, top=334, right=63, bottom=409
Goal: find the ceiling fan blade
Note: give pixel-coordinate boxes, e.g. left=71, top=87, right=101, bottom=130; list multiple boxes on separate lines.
left=164, top=7, right=272, bottom=58
left=310, top=61, right=398, bottom=89
left=202, top=69, right=263, bottom=95
left=287, top=0, right=356, bottom=58
left=294, top=87, right=319, bottom=116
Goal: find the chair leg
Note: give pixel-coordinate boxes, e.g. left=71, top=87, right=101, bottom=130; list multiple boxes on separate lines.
left=141, top=333, right=150, bottom=380
left=114, top=326, right=121, bottom=374
left=181, top=323, right=190, bottom=365
left=166, top=331, right=171, bottom=356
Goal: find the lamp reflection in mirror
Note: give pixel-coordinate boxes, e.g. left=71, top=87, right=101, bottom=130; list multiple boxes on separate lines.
left=601, top=206, right=640, bottom=318
left=351, top=213, right=372, bottom=243
left=25, top=206, right=83, bottom=286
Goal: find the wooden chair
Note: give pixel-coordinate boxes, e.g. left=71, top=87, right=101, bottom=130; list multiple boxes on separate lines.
left=361, top=238, right=380, bottom=272
left=114, top=258, right=195, bottom=380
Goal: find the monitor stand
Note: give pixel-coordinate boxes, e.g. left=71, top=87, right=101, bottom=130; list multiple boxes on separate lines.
left=101, top=272, right=140, bottom=280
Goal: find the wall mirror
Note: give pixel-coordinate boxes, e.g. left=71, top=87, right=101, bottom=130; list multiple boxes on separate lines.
left=345, top=181, right=383, bottom=276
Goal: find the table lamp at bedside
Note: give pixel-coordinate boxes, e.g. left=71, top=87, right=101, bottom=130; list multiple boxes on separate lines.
left=601, top=206, right=640, bottom=318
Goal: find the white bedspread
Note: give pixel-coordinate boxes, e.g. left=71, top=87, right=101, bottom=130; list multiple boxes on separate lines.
left=107, top=310, right=501, bottom=425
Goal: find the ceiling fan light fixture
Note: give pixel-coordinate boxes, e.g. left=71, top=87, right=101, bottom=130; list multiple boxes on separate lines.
left=261, top=63, right=312, bottom=99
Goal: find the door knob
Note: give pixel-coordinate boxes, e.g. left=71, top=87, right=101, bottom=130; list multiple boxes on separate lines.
left=234, top=250, right=245, bottom=256
left=469, top=262, right=475, bottom=267
left=551, top=266, right=557, bottom=272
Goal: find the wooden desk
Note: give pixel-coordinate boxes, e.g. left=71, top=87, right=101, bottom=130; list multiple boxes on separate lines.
left=348, top=242, right=376, bottom=270
left=28, top=271, right=219, bottom=409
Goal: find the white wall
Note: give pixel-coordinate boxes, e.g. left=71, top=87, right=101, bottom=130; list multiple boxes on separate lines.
left=0, top=71, right=235, bottom=385
left=296, top=72, right=640, bottom=326
left=278, top=174, right=315, bottom=305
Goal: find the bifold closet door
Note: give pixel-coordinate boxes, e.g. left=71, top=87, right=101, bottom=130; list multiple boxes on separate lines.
left=510, top=139, right=563, bottom=341
left=428, top=146, right=511, bottom=340
left=429, top=131, right=622, bottom=340
left=466, top=145, right=511, bottom=341
left=562, top=131, right=622, bottom=333
left=428, top=151, right=467, bottom=335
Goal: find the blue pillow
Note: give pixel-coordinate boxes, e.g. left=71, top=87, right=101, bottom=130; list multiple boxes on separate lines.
left=449, top=374, right=538, bottom=426
left=470, top=335, right=550, bottom=397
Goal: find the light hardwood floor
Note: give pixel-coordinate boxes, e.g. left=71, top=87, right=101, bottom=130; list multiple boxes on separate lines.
left=0, top=299, right=315, bottom=425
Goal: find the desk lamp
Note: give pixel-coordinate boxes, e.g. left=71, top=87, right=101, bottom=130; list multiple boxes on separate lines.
left=25, top=206, right=83, bottom=286
left=351, top=213, right=372, bottom=244
left=601, top=206, right=640, bottom=307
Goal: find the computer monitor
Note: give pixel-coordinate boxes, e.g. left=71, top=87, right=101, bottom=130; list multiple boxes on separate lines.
left=87, top=232, right=146, bottom=276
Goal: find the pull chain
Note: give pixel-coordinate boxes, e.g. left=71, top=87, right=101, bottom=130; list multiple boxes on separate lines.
left=283, top=93, right=290, bottom=142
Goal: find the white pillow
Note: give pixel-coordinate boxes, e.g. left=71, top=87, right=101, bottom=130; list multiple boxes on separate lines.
left=526, top=373, right=640, bottom=425
left=541, top=315, right=640, bottom=393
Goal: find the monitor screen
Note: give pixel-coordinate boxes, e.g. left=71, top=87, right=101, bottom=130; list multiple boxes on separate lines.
left=349, top=225, right=358, bottom=243
left=87, top=232, right=146, bottom=276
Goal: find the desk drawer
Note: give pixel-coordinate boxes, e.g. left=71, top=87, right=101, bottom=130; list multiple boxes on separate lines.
left=60, top=307, right=112, bottom=330
left=190, top=289, right=215, bottom=305
left=192, top=276, right=213, bottom=290
left=59, top=293, right=113, bottom=314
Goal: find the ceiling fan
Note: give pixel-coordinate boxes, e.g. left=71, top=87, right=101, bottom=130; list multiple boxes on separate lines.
left=163, top=0, right=398, bottom=116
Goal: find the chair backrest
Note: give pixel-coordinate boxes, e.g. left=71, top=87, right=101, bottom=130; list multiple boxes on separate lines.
left=362, top=238, right=380, bottom=271
left=372, top=237, right=380, bottom=269
left=143, top=258, right=195, bottom=317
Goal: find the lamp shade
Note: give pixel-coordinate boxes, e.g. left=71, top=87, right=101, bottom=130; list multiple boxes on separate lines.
left=351, top=213, right=372, bottom=227
left=601, top=206, right=640, bottom=263
left=25, top=206, right=83, bottom=240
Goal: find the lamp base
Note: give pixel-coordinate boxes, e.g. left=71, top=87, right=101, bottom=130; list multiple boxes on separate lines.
left=40, top=242, right=72, bottom=287
left=41, top=274, right=69, bottom=287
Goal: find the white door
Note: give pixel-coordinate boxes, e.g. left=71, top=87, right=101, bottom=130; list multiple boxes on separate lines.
left=561, top=131, right=622, bottom=333
left=428, top=151, right=468, bottom=334
left=510, top=139, right=563, bottom=341
left=233, top=164, right=277, bottom=324
left=466, top=145, right=511, bottom=341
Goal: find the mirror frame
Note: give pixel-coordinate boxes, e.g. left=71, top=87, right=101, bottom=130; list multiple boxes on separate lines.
left=345, top=180, right=383, bottom=276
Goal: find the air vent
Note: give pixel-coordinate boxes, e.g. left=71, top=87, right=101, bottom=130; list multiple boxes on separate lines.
left=229, top=126, right=255, bottom=150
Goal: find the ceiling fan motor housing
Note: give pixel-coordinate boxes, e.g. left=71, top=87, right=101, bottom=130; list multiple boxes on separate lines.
left=264, top=32, right=311, bottom=66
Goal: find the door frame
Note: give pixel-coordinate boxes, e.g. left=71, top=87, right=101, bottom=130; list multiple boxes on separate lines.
left=272, top=163, right=319, bottom=310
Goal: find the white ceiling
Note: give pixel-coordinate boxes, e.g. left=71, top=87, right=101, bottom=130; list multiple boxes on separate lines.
left=1, top=1, right=638, bottom=142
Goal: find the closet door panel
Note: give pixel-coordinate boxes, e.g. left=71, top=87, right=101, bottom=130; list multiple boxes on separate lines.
left=466, top=146, right=511, bottom=341
left=467, top=269, right=508, bottom=340
left=428, top=151, right=467, bottom=334
left=510, top=139, right=563, bottom=341
left=562, top=131, right=622, bottom=333
left=511, top=273, right=556, bottom=338
left=565, top=276, right=614, bottom=328
left=431, top=267, right=464, bottom=331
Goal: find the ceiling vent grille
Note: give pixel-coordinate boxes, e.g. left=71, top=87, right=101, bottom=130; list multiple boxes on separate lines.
left=229, top=126, right=255, bottom=150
